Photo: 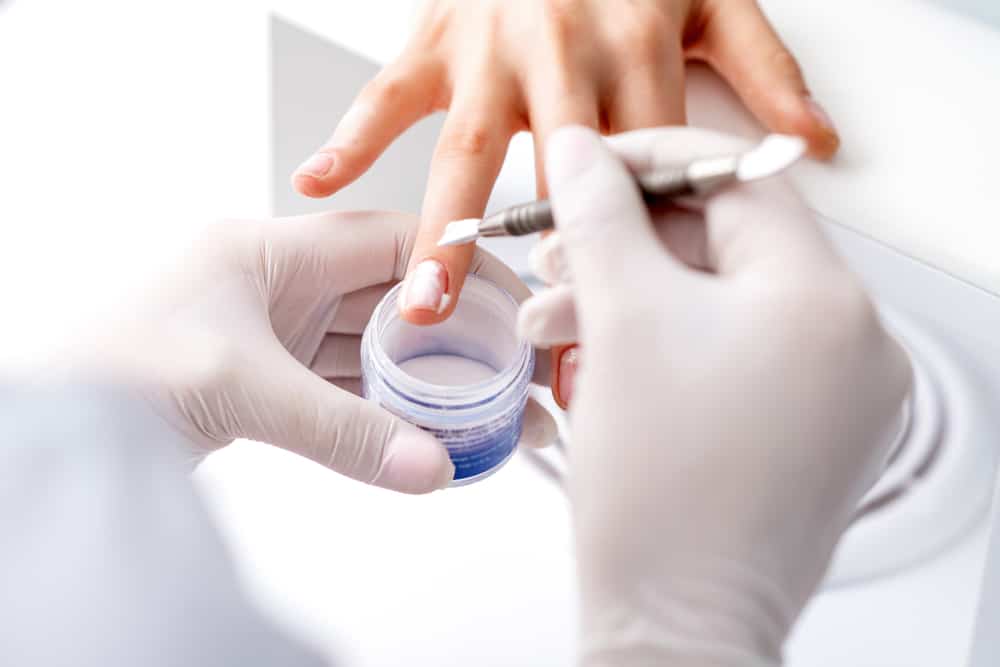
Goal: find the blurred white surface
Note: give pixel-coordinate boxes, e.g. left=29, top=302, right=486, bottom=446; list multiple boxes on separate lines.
left=933, top=0, right=1000, bottom=25
left=198, top=438, right=576, bottom=666
left=0, top=1, right=271, bottom=367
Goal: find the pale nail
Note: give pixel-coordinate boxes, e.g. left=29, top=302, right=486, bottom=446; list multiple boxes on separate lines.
left=403, top=260, right=448, bottom=313
left=372, top=426, right=454, bottom=493
left=295, top=153, right=334, bottom=179
left=805, top=97, right=838, bottom=135
left=557, top=346, right=579, bottom=406
left=519, top=400, right=558, bottom=449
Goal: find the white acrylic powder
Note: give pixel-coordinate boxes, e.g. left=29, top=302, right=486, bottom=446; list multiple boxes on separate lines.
left=397, top=354, right=498, bottom=386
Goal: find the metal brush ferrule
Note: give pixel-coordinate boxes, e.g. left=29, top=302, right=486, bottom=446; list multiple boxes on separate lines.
left=475, top=153, right=741, bottom=242
left=637, top=156, right=740, bottom=199
left=479, top=201, right=554, bottom=238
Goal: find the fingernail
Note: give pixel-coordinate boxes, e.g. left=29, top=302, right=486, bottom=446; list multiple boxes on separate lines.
left=545, top=126, right=603, bottom=191
left=403, top=260, right=449, bottom=314
left=557, top=346, right=579, bottom=406
left=373, top=426, right=454, bottom=493
left=519, top=400, right=558, bottom=449
left=295, top=152, right=335, bottom=179
left=805, top=97, right=838, bottom=136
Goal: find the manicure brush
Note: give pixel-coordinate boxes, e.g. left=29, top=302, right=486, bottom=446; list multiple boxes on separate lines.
left=437, top=133, right=807, bottom=247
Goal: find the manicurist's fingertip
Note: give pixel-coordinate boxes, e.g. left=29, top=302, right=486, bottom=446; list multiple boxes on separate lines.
left=519, top=399, right=558, bottom=449
left=372, top=425, right=454, bottom=493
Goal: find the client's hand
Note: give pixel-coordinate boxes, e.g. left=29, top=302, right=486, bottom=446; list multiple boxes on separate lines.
left=291, top=0, right=838, bottom=329
left=524, top=127, right=910, bottom=665
left=74, top=211, right=555, bottom=493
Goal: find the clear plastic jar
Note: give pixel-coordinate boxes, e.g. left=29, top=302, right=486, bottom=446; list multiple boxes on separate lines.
left=361, top=275, right=535, bottom=486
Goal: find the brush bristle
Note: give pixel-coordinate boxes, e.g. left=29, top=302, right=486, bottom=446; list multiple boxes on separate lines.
left=736, top=134, right=807, bottom=182
left=437, top=218, right=481, bottom=247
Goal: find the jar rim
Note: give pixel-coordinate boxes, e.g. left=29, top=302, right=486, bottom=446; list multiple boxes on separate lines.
left=362, top=274, right=534, bottom=410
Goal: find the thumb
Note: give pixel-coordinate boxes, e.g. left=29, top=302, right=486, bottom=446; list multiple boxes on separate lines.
left=518, top=284, right=578, bottom=348
left=243, top=350, right=454, bottom=494
left=544, top=126, right=672, bottom=318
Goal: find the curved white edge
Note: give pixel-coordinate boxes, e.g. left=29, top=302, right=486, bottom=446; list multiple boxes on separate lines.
left=825, top=314, right=1000, bottom=587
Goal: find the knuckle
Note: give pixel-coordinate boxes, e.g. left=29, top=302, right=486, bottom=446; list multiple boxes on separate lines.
left=438, top=120, right=497, bottom=159
left=409, top=2, right=454, bottom=50
left=534, top=1, right=592, bottom=84
left=767, top=47, right=806, bottom=88
left=366, top=67, right=412, bottom=106
left=479, top=2, right=507, bottom=40
left=541, top=0, right=579, bottom=36
left=615, top=7, right=673, bottom=62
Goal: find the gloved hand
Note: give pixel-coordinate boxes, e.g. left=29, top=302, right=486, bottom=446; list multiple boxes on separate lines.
left=70, top=211, right=555, bottom=493
left=521, top=127, right=911, bottom=665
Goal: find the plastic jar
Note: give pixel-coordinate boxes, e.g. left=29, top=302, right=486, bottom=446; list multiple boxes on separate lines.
left=361, top=274, right=535, bottom=486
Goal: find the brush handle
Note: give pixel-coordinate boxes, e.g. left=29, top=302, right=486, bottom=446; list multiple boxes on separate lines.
left=637, top=168, right=694, bottom=198
left=479, top=201, right=554, bottom=238
left=481, top=166, right=699, bottom=239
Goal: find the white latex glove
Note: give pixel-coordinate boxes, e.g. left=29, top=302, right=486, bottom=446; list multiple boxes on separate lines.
left=72, top=211, right=555, bottom=493
left=520, top=127, right=912, bottom=665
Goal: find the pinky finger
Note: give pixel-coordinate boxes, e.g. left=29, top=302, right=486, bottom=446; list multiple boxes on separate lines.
left=693, top=0, right=840, bottom=159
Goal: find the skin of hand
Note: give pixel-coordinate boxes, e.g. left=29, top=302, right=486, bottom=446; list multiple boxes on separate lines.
left=521, top=126, right=911, bottom=666
left=69, top=211, right=555, bottom=494
left=291, top=0, right=839, bottom=334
